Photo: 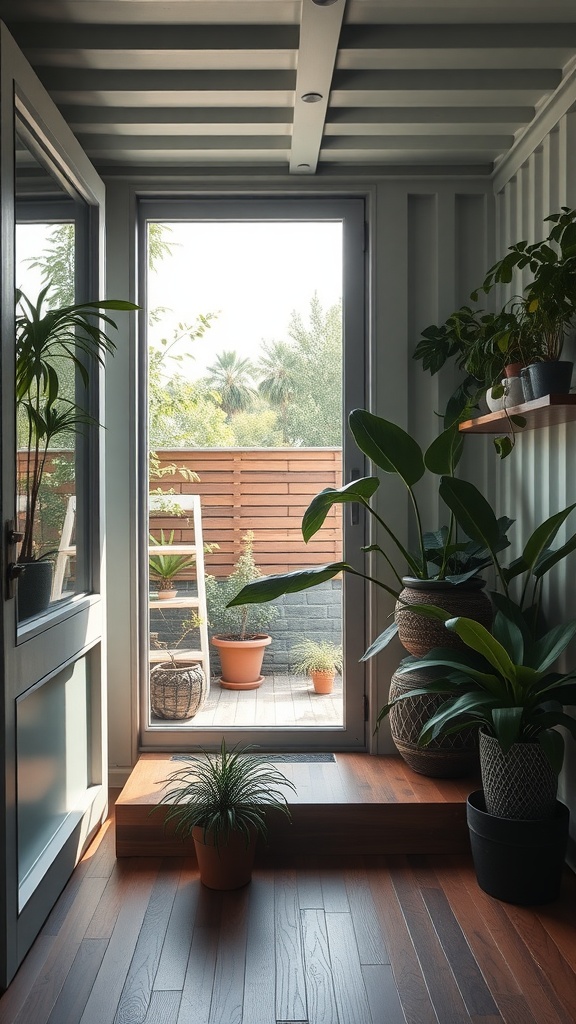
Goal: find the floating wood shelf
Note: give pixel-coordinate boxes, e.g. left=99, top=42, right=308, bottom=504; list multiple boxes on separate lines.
left=458, top=394, right=576, bottom=434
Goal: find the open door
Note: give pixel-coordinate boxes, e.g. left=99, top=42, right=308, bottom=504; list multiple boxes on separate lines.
left=0, top=25, right=109, bottom=988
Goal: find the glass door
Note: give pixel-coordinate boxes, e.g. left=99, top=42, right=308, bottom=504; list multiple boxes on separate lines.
left=138, top=197, right=366, bottom=752
left=0, top=27, right=109, bottom=988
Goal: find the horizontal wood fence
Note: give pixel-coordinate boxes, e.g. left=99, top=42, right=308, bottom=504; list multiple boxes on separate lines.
left=150, top=448, right=343, bottom=578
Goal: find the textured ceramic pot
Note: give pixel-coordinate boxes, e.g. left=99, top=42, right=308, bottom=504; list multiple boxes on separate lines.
left=527, top=360, right=574, bottom=399
left=479, top=730, right=558, bottom=820
left=150, top=661, right=207, bottom=720
left=395, top=577, right=492, bottom=658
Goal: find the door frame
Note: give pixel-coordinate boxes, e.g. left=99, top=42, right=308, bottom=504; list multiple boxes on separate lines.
left=0, top=24, right=108, bottom=988
left=137, top=196, right=368, bottom=752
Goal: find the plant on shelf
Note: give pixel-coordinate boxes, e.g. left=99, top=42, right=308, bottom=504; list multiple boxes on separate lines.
left=379, top=610, right=576, bottom=904
left=149, top=528, right=197, bottom=599
left=291, top=639, right=343, bottom=694
left=205, top=530, right=279, bottom=688
left=15, top=284, right=138, bottom=620
left=156, top=739, right=296, bottom=889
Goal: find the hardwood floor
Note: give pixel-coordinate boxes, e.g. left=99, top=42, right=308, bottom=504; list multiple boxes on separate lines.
left=1, top=790, right=575, bottom=1024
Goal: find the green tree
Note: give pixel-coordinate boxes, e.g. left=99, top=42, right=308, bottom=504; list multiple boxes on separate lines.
left=256, top=340, right=298, bottom=443
left=205, top=350, right=255, bottom=416
left=25, top=223, right=75, bottom=307
left=283, top=294, right=343, bottom=446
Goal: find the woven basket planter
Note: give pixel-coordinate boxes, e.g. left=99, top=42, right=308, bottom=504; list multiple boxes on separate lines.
left=150, top=661, right=207, bottom=720
left=479, top=730, right=558, bottom=820
left=389, top=668, right=478, bottom=777
left=394, top=577, right=492, bottom=658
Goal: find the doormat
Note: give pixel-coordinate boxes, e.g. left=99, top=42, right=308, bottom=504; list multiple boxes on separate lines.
left=171, top=752, right=336, bottom=763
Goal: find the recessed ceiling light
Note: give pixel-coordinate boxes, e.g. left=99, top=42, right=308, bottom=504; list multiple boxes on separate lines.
left=297, top=163, right=311, bottom=169
left=312, top=0, right=339, bottom=6
left=301, top=92, right=323, bottom=103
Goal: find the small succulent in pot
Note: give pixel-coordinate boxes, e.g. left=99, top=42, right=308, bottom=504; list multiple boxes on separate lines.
left=149, top=529, right=197, bottom=597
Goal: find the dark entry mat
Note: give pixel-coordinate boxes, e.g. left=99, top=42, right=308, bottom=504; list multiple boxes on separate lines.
left=171, top=752, right=336, bottom=763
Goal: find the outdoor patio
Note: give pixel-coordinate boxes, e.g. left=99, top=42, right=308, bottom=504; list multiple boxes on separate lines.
left=151, top=671, right=344, bottom=729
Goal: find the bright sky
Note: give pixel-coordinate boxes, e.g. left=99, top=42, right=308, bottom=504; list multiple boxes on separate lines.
left=146, top=221, right=343, bottom=378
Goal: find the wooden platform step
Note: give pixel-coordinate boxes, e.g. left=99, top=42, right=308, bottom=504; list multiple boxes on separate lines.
left=116, top=753, right=479, bottom=859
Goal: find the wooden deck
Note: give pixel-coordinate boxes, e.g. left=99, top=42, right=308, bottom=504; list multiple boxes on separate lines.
left=2, top=791, right=576, bottom=1024
left=116, top=752, right=479, bottom=858
left=152, top=673, right=344, bottom=729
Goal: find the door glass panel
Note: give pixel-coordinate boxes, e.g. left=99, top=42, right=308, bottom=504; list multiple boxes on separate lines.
left=15, top=126, right=87, bottom=625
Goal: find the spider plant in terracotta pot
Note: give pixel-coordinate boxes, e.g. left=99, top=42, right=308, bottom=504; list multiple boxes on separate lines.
left=15, top=284, right=138, bottom=619
left=205, top=531, right=279, bottom=689
left=157, top=740, right=295, bottom=889
left=291, top=639, right=343, bottom=694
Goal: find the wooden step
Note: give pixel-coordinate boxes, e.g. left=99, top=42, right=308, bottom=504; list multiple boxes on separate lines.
left=115, top=753, right=479, bottom=860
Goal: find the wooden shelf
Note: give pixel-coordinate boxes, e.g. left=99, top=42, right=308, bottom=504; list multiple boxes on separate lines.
left=148, top=595, right=201, bottom=610
left=458, top=394, right=576, bottom=434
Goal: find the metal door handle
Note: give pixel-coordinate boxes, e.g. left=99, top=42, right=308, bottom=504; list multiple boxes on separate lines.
left=5, top=520, right=23, bottom=599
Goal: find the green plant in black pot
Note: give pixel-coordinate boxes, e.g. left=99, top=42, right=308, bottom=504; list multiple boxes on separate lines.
left=16, top=284, right=138, bottom=619
left=473, top=206, right=576, bottom=399
left=157, top=739, right=295, bottom=889
left=380, top=610, right=576, bottom=904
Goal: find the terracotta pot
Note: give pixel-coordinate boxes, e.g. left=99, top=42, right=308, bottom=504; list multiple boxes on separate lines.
left=395, top=577, right=492, bottom=658
left=192, top=825, right=257, bottom=889
left=310, top=670, right=335, bottom=694
left=504, top=361, right=524, bottom=378
left=212, top=634, right=271, bottom=688
left=157, top=588, right=177, bottom=600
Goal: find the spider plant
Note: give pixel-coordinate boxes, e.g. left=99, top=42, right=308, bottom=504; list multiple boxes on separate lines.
left=157, top=740, right=296, bottom=849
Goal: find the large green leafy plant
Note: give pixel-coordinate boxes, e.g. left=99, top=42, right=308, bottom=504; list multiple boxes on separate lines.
left=157, top=740, right=295, bottom=848
left=16, top=285, right=138, bottom=561
left=377, top=613, right=576, bottom=775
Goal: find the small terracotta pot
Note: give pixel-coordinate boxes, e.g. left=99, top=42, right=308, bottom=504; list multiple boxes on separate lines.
left=157, top=588, right=177, bottom=600
left=310, top=670, right=335, bottom=694
left=212, top=634, right=271, bottom=687
left=504, top=361, right=524, bottom=378
left=192, top=826, right=257, bottom=889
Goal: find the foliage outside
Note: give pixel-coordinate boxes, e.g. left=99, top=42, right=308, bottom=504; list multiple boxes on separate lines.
left=205, top=531, right=279, bottom=639
left=291, top=639, right=343, bottom=675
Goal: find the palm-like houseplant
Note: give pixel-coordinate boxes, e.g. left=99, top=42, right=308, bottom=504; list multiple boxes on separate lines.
left=157, top=740, right=296, bottom=889
left=16, top=285, right=138, bottom=615
left=149, top=529, right=197, bottom=598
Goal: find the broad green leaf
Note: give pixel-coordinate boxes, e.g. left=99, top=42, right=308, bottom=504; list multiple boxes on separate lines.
left=395, top=600, right=452, bottom=623
left=491, top=610, right=524, bottom=664
left=419, top=692, right=493, bottom=743
left=227, top=563, right=349, bottom=605
left=528, top=621, right=576, bottom=673
left=399, top=652, right=503, bottom=692
left=521, top=503, right=576, bottom=573
left=533, top=530, right=576, bottom=579
left=491, top=707, right=523, bottom=751
left=302, top=477, right=379, bottom=542
left=349, top=409, right=425, bottom=486
left=444, top=616, right=516, bottom=683
left=439, top=476, right=502, bottom=552
left=424, top=423, right=464, bottom=475
left=538, top=730, right=565, bottom=774
left=494, top=435, right=513, bottom=460
left=361, top=622, right=399, bottom=661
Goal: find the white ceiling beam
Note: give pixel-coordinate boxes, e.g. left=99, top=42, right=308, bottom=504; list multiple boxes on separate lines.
left=290, top=0, right=347, bottom=174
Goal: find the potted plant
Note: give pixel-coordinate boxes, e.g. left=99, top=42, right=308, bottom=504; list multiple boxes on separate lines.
left=205, top=530, right=279, bottom=689
left=150, top=612, right=207, bottom=720
left=15, top=284, right=138, bottom=619
left=383, top=611, right=576, bottom=904
left=149, top=528, right=197, bottom=600
left=473, top=206, right=576, bottom=400
left=156, top=740, right=295, bottom=889
left=291, top=639, right=343, bottom=694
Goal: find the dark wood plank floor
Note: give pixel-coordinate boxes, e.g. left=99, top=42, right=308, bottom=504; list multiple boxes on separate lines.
left=1, top=792, right=575, bottom=1024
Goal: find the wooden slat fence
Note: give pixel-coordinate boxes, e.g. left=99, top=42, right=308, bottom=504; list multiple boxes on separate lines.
left=150, top=447, right=343, bottom=578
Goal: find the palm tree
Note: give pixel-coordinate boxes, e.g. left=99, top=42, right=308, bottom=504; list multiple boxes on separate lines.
left=205, top=350, right=255, bottom=416
left=257, top=340, right=298, bottom=442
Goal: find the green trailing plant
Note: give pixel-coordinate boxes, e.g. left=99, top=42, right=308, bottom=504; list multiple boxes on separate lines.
left=149, top=529, right=197, bottom=590
left=376, top=612, right=576, bottom=774
left=229, top=409, right=576, bottom=663
left=291, top=639, right=343, bottom=676
left=205, top=530, right=279, bottom=640
left=473, top=206, right=576, bottom=362
left=16, top=284, right=138, bottom=561
left=156, top=739, right=296, bottom=849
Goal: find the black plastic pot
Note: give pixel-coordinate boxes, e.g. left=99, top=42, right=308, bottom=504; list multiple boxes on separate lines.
left=466, top=790, right=569, bottom=905
left=526, top=360, right=573, bottom=399
left=17, top=559, right=53, bottom=622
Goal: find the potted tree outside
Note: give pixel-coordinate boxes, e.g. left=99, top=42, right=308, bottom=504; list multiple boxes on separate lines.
left=205, top=530, right=279, bottom=689
left=16, top=285, right=138, bottom=619
left=384, top=612, right=576, bottom=905
left=291, top=639, right=343, bottom=694
left=156, top=740, right=295, bottom=889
